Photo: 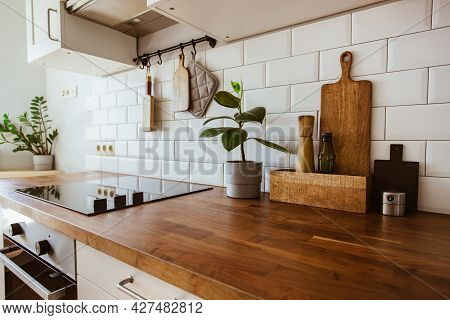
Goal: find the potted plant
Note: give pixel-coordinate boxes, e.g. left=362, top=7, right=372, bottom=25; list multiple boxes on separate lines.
left=200, top=81, right=287, bottom=198
left=0, top=96, right=58, bottom=170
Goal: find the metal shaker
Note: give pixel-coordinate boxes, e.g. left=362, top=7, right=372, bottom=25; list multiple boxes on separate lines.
left=382, top=191, right=406, bottom=216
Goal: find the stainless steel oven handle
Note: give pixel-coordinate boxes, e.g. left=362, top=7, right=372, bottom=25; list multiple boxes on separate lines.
left=0, top=246, right=66, bottom=300
left=47, top=8, right=58, bottom=42
left=117, top=276, right=146, bottom=300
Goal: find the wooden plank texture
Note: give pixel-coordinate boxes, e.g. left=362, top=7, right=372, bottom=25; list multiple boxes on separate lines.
left=0, top=172, right=449, bottom=299
left=320, top=51, right=372, bottom=176
left=270, top=170, right=369, bottom=213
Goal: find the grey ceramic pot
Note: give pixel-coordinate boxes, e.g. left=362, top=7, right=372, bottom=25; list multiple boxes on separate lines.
left=33, top=155, right=54, bottom=171
left=225, top=161, right=262, bottom=198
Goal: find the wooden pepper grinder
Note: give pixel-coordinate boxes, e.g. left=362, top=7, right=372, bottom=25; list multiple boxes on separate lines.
left=297, top=115, right=315, bottom=173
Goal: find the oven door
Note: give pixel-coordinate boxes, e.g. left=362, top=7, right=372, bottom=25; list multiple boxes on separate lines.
left=0, top=236, right=76, bottom=300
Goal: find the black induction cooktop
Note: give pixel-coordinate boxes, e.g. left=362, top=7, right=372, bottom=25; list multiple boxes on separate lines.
left=16, top=175, right=213, bottom=216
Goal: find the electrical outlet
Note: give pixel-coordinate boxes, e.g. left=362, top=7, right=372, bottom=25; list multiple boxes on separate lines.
left=61, top=85, right=78, bottom=99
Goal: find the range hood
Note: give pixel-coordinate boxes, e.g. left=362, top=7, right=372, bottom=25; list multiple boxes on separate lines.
left=65, top=0, right=177, bottom=37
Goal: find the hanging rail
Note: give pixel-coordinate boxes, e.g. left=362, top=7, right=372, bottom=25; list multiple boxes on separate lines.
left=134, top=35, right=217, bottom=69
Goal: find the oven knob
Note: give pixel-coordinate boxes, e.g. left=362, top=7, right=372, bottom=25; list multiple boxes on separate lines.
left=35, top=240, right=51, bottom=256
left=9, top=223, right=23, bottom=236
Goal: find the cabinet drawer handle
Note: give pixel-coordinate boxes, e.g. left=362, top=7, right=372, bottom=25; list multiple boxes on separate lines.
left=47, top=8, right=58, bottom=42
left=117, top=276, right=146, bottom=300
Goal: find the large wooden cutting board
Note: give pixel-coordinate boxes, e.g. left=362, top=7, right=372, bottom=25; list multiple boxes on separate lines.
left=173, top=53, right=190, bottom=112
left=320, top=51, right=372, bottom=176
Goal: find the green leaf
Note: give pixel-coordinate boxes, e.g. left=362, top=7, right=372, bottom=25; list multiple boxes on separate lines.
left=235, top=106, right=266, bottom=124
left=213, top=91, right=240, bottom=109
left=199, top=127, right=233, bottom=138
left=230, top=81, right=241, bottom=96
left=221, top=128, right=247, bottom=152
left=249, top=138, right=288, bottom=153
left=203, top=116, right=236, bottom=126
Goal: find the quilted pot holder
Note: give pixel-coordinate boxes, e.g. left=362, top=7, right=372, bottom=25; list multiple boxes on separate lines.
left=187, top=59, right=218, bottom=118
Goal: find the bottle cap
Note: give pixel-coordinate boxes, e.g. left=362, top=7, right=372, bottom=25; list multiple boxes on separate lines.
left=321, top=132, right=332, bottom=142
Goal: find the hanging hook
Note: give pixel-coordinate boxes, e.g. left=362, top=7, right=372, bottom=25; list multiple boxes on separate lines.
left=179, top=43, right=184, bottom=55
left=157, top=50, right=163, bottom=65
left=190, top=39, right=197, bottom=57
left=136, top=56, right=145, bottom=70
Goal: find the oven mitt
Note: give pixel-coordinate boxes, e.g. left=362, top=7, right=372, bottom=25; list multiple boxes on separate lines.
left=187, top=60, right=218, bottom=118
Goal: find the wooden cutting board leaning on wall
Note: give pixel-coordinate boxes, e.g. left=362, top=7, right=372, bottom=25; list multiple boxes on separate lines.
left=320, top=51, right=372, bottom=176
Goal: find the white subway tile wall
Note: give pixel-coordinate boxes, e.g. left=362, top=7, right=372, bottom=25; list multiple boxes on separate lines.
left=432, top=0, right=450, bottom=29
left=85, top=0, right=450, bottom=214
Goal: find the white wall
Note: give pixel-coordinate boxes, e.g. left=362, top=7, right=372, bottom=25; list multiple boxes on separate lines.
left=82, top=0, right=450, bottom=214
left=0, top=0, right=46, bottom=170
left=45, top=68, right=95, bottom=173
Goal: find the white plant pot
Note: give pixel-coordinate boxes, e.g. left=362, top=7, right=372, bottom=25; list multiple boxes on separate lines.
left=225, top=161, right=262, bottom=198
left=33, top=155, right=54, bottom=171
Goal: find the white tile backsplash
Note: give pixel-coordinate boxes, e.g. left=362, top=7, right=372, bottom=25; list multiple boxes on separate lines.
left=162, top=160, right=190, bottom=182
left=432, top=0, right=450, bottom=28
left=117, top=89, right=137, bottom=107
left=101, top=156, right=118, bottom=173
left=150, top=60, right=175, bottom=82
left=266, top=53, right=318, bottom=87
left=85, top=96, right=99, bottom=111
left=115, top=141, right=127, bottom=156
left=92, top=79, right=107, bottom=95
left=292, top=14, right=351, bottom=55
left=266, top=112, right=317, bottom=141
left=100, top=125, right=117, bottom=140
left=352, top=0, right=432, bottom=44
left=100, top=92, right=116, bottom=109
left=386, top=104, right=450, bottom=140
left=118, top=123, right=137, bottom=140
left=108, top=107, right=127, bottom=124
left=291, top=81, right=324, bottom=112
left=388, top=27, right=450, bottom=72
left=190, top=162, right=224, bottom=186
left=224, top=63, right=265, bottom=91
left=84, top=0, right=450, bottom=214
left=429, top=65, right=450, bottom=103
left=85, top=126, right=100, bottom=140
left=127, top=69, right=146, bottom=88
left=370, top=140, right=426, bottom=175
left=128, top=105, right=144, bottom=123
left=244, top=30, right=291, bottom=64
left=243, top=86, right=290, bottom=114
left=357, top=69, right=428, bottom=107
left=108, top=74, right=127, bottom=92
left=86, top=156, right=101, bottom=171
left=426, top=141, right=450, bottom=177
left=418, top=177, right=450, bottom=214
left=92, top=110, right=107, bottom=125
left=205, top=42, right=243, bottom=71
left=319, top=40, right=387, bottom=80
left=371, top=107, right=386, bottom=140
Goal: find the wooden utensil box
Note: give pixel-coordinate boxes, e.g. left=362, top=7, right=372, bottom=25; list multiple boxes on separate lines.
left=269, top=170, right=371, bottom=213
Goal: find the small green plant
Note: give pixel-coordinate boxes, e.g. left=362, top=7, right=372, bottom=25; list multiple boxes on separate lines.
left=0, top=96, right=58, bottom=155
left=200, top=81, right=287, bottom=162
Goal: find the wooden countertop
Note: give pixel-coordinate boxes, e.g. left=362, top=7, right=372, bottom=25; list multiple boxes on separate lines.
left=0, top=172, right=449, bottom=299
left=0, top=170, right=62, bottom=179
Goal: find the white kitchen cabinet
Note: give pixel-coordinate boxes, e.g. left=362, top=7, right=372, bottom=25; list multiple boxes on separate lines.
left=77, top=275, right=116, bottom=300
left=149, top=0, right=385, bottom=42
left=25, top=0, right=136, bottom=76
left=76, top=241, right=200, bottom=300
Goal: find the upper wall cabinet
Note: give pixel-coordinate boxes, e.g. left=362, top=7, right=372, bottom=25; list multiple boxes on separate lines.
left=25, top=0, right=136, bottom=76
left=149, top=0, right=387, bottom=42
